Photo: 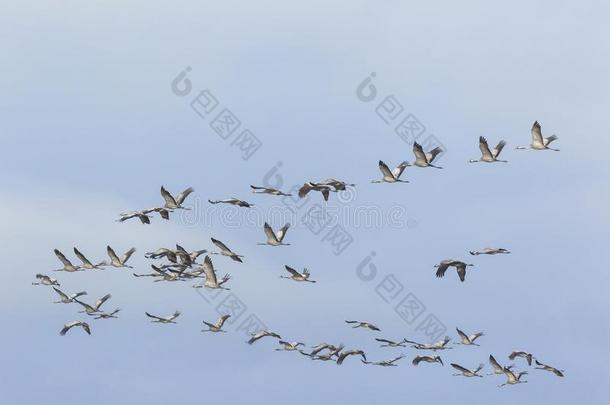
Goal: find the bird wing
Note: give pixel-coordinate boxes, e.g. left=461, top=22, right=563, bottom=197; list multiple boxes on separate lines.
left=81, top=322, right=91, bottom=335
left=264, top=223, right=279, bottom=243
left=493, top=140, right=506, bottom=158
left=52, top=287, right=69, bottom=301
left=60, top=321, right=79, bottom=335
left=375, top=338, right=393, bottom=344
left=344, top=320, right=358, bottom=324
left=552, top=368, right=564, bottom=377
left=489, top=355, right=502, bottom=371
left=216, top=314, right=230, bottom=328
left=426, top=147, right=443, bottom=163
left=250, top=185, right=273, bottom=192
left=169, top=311, right=181, bottom=321
left=456, top=263, right=467, bottom=282
left=276, top=223, right=290, bottom=242
left=508, top=351, right=519, bottom=360
left=531, top=121, right=544, bottom=146
left=392, top=162, right=408, bottom=179
left=412, top=356, right=423, bottom=365
left=470, top=332, right=484, bottom=341
left=145, top=312, right=164, bottom=321
left=73, top=299, right=94, bottom=312
left=544, top=134, right=558, bottom=146
left=336, top=352, right=348, bottom=364
left=321, top=188, right=330, bottom=201
left=202, top=256, right=218, bottom=284
left=504, top=367, right=518, bottom=382
left=160, top=186, right=177, bottom=206
left=175, top=187, right=194, bottom=205
left=298, top=183, right=313, bottom=198
left=247, top=330, right=266, bottom=344
left=435, top=261, right=451, bottom=278
left=94, top=294, right=112, bottom=310
left=413, top=142, right=427, bottom=164
left=121, top=248, right=136, bottom=264
left=456, top=328, right=468, bottom=341
left=54, top=249, right=72, bottom=267
left=150, top=265, right=167, bottom=275
left=451, top=363, right=470, bottom=373
left=106, top=246, right=120, bottom=263
left=284, top=265, right=302, bottom=277
left=479, top=136, right=493, bottom=160
left=73, top=248, right=93, bottom=266
left=378, top=160, right=394, bottom=179
left=211, top=238, right=232, bottom=254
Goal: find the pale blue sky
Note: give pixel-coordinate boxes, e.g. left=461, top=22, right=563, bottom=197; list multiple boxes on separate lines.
left=1, top=1, right=609, bottom=404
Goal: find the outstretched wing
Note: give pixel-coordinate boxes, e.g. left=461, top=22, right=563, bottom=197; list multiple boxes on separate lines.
left=489, top=355, right=502, bottom=371
left=276, top=223, right=290, bottom=242
left=176, top=187, right=194, bottom=205
left=52, top=287, right=69, bottom=301
left=435, top=261, right=451, bottom=278
left=106, top=246, right=120, bottom=263
left=392, top=162, right=408, bottom=179
left=284, top=265, right=302, bottom=277
left=493, top=140, right=506, bottom=158
left=250, top=185, right=271, bottom=192
left=544, top=134, right=558, bottom=146
left=216, top=314, right=230, bottom=328
left=160, top=186, right=177, bottom=206
left=479, top=136, right=493, bottom=160
left=531, top=121, right=544, bottom=147
left=456, top=328, right=468, bottom=341
left=157, top=208, right=170, bottom=220
left=73, top=248, right=93, bottom=266
left=413, top=142, right=427, bottom=164
left=456, top=264, right=467, bottom=282
left=121, top=248, right=136, bottom=264
left=145, top=312, right=164, bottom=321
left=60, top=321, right=79, bottom=336
left=298, top=183, right=313, bottom=198
left=81, top=322, right=91, bottom=335
left=426, top=147, right=443, bottom=163
left=94, top=294, right=112, bottom=310
left=202, top=256, right=218, bottom=285
left=451, top=363, right=470, bottom=373
left=264, top=223, right=279, bottom=244
left=378, top=160, right=394, bottom=179
left=54, top=249, right=72, bottom=267
left=211, top=238, right=232, bottom=254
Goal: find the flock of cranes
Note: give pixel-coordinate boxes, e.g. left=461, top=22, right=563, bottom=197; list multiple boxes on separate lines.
left=32, top=121, right=565, bottom=388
